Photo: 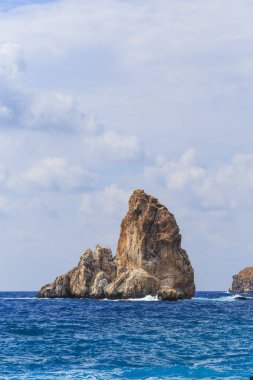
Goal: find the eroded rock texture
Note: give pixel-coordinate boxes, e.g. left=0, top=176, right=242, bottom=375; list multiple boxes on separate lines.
left=37, top=245, right=116, bottom=298
left=37, top=189, right=195, bottom=300
left=229, top=267, right=253, bottom=293
left=109, top=189, right=195, bottom=299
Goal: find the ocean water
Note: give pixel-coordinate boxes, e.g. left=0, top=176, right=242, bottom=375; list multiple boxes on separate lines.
left=0, top=292, right=252, bottom=379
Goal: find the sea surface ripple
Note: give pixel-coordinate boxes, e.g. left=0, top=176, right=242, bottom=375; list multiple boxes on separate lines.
left=0, top=291, right=252, bottom=379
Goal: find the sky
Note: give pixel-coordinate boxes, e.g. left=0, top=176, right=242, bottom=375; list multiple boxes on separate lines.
left=0, top=0, right=253, bottom=291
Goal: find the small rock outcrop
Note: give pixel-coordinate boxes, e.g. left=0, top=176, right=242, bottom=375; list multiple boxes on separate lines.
left=229, top=267, right=253, bottom=293
left=37, top=189, right=195, bottom=300
left=37, top=245, right=116, bottom=298
left=157, top=288, right=184, bottom=301
left=105, top=268, right=160, bottom=299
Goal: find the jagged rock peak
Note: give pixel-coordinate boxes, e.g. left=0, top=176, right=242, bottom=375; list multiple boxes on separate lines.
left=113, top=189, right=195, bottom=299
left=116, top=189, right=181, bottom=274
left=229, top=267, right=253, bottom=293
left=37, top=189, right=195, bottom=300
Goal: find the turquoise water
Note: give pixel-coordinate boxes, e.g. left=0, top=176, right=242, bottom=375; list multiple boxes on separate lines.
left=0, top=291, right=252, bottom=379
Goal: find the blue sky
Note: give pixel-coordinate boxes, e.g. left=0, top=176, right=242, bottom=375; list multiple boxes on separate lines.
left=0, top=0, right=253, bottom=290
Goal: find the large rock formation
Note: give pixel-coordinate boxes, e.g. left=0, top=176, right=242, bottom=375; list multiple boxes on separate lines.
left=37, top=189, right=195, bottom=300
left=229, top=267, right=253, bottom=293
left=107, top=189, right=195, bottom=299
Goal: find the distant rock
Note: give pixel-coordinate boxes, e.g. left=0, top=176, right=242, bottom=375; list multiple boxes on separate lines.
left=229, top=267, right=253, bottom=293
left=37, top=189, right=195, bottom=300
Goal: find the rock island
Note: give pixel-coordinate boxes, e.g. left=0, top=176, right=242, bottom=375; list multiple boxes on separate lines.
left=37, top=189, right=195, bottom=301
left=229, top=267, right=253, bottom=293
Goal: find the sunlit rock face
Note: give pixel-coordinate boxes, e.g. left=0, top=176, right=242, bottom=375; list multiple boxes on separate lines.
left=230, top=267, right=253, bottom=293
left=107, top=189, right=195, bottom=299
left=37, top=246, right=116, bottom=298
left=37, top=190, right=195, bottom=301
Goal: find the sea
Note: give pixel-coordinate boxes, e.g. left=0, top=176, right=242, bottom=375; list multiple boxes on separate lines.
left=0, top=291, right=252, bottom=380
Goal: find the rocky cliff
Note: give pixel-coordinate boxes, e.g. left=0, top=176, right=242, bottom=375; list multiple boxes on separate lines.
left=229, top=267, right=253, bottom=293
left=37, top=189, right=195, bottom=300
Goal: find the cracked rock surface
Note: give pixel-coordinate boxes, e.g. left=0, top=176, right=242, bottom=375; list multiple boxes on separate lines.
left=37, top=246, right=116, bottom=298
left=37, top=189, right=195, bottom=300
left=229, top=267, right=253, bottom=293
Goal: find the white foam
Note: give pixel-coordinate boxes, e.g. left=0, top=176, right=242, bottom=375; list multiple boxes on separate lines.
left=193, top=294, right=244, bottom=302
left=0, top=297, right=36, bottom=300
left=127, top=295, right=158, bottom=302
left=102, top=295, right=158, bottom=302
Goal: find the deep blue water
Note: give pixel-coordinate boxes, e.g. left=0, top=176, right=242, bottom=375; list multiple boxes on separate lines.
left=0, top=291, right=252, bottom=379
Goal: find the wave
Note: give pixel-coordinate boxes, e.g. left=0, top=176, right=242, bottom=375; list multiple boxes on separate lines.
left=0, top=297, right=36, bottom=300
left=1, top=295, right=158, bottom=301
left=1, top=294, right=253, bottom=302
left=102, top=295, right=158, bottom=302
left=233, top=294, right=253, bottom=300
left=127, top=295, right=158, bottom=301
left=193, top=294, right=253, bottom=302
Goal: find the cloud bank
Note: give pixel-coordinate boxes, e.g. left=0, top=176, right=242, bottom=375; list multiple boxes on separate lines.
left=0, top=0, right=253, bottom=290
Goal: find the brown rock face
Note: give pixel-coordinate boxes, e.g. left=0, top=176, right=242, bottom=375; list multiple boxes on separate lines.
left=105, top=269, right=160, bottom=299
left=108, top=189, right=195, bottom=299
left=157, top=288, right=182, bottom=301
left=37, top=245, right=116, bottom=298
left=37, top=189, right=195, bottom=300
left=229, top=267, right=253, bottom=293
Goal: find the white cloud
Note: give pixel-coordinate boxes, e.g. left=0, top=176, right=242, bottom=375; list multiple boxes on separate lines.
left=0, top=42, right=89, bottom=133
left=196, top=153, right=253, bottom=208
left=0, top=42, right=26, bottom=126
left=23, top=91, right=88, bottom=132
left=0, top=42, right=25, bottom=82
left=144, top=149, right=205, bottom=190
left=0, top=164, right=7, bottom=183
left=8, top=157, right=94, bottom=192
left=84, top=131, right=140, bottom=161
left=0, top=195, right=11, bottom=214
left=80, top=184, right=130, bottom=217
left=145, top=150, right=253, bottom=211
left=0, top=104, right=12, bottom=119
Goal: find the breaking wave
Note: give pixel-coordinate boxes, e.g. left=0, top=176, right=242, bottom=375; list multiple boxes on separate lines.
left=102, top=295, right=158, bottom=301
